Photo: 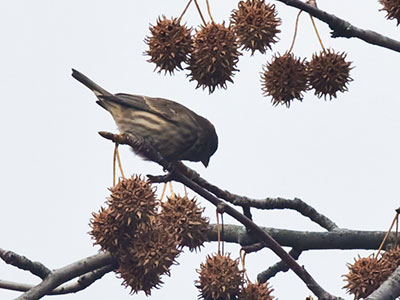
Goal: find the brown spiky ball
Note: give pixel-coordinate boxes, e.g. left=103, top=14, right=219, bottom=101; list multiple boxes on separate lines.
left=145, top=16, right=193, bottom=74
left=187, top=22, right=241, bottom=93
left=307, top=49, right=352, bottom=100
left=261, top=52, right=308, bottom=107
left=240, top=282, right=274, bottom=300
left=196, top=253, right=244, bottom=300
left=343, top=255, right=393, bottom=299
left=379, top=0, right=400, bottom=25
left=230, top=0, right=281, bottom=54
left=117, top=219, right=181, bottom=295
left=160, top=194, right=209, bottom=251
left=89, top=175, right=158, bottom=253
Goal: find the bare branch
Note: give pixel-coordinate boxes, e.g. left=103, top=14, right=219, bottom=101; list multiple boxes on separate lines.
left=257, top=248, right=303, bottom=282
left=0, top=248, right=50, bottom=279
left=275, top=0, right=400, bottom=53
left=207, top=224, right=395, bottom=251
left=15, top=252, right=114, bottom=300
left=0, top=264, right=114, bottom=295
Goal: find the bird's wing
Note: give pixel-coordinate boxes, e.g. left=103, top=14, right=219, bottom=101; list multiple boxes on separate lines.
left=104, top=93, right=195, bottom=124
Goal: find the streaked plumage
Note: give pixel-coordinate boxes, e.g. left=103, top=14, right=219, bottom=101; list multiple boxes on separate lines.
left=72, top=69, right=218, bottom=167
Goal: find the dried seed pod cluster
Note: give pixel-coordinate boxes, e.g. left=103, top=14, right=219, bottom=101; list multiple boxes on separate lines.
left=188, top=22, right=241, bottom=93
left=145, top=1, right=281, bottom=94
left=90, top=175, right=158, bottom=253
left=145, top=3, right=355, bottom=101
left=231, top=0, right=281, bottom=54
left=196, top=253, right=244, bottom=300
left=117, top=220, right=180, bottom=295
left=307, top=49, right=353, bottom=100
left=239, top=282, right=274, bottom=300
left=160, top=194, right=209, bottom=251
left=261, top=52, right=308, bottom=107
left=344, top=248, right=400, bottom=299
left=90, top=176, right=208, bottom=295
left=145, top=16, right=193, bottom=74
left=379, top=0, right=400, bottom=25
left=261, top=49, right=353, bottom=106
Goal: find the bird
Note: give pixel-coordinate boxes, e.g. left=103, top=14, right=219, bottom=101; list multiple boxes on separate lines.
left=71, top=69, right=218, bottom=167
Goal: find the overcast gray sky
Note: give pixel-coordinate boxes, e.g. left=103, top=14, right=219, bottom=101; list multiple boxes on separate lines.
left=1, top=1, right=400, bottom=299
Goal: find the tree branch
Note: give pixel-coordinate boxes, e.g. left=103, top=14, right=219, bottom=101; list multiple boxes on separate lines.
left=207, top=224, right=395, bottom=250
left=257, top=248, right=303, bottom=282
left=0, top=265, right=114, bottom=295
left=275, top=0, right=400, bottom=53
left=0, top=248, right=50, bottom=279
left=14, top=252, right=114, bottom=300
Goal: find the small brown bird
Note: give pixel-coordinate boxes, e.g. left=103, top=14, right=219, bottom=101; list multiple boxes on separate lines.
left=72, top=69, right=218, bottom=167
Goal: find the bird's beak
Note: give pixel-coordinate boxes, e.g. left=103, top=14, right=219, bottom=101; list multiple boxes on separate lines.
left=201, top=158, right=210, bottom=168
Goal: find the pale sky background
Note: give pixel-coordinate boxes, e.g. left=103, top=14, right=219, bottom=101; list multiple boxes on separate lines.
left=1, top=1, right=400, bottom=299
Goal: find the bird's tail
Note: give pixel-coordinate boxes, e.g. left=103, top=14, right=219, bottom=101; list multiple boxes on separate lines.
left=71, top=69, right=112, bottom=97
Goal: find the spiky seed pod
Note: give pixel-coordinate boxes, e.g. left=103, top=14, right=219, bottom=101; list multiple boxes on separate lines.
left=343, top=255, right=393, bottom=299
left=160, top=194, right=209, bottom=251
left=145, top=16, right=193, bottom=74
left=89, top=175, right=158, bottom=252
left=307, top=49, right=353, bottom=100
left=117, top=220, right=181, bottom=295
left=261, top=52, right=308, bottom=107
left=187, top=22, right=241, bottom=93
left=239, top=282, right=274, bottom=300
left=381, top=245, right=400, bottom=271
left=196, top=253, right=244, bottom=300
left=230, top=0, right=281, bottom=55
left=379, top=0, right=400, bottom=25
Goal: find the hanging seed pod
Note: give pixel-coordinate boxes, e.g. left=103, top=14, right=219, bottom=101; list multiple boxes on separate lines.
left=230, top=0, right=281, bottom=54
left=89, top=175, right=158, bottom=253
left=307, top=49, right=353, bottom=100
left=239, top=281, right=274, bottom=299
left=145, top=16, right=193, bottom=74
left=117, top=219, right=181, bottom=295
left=159, top=194, right=209, bottom=251
left=343, top=254, right=393, bottom=299
left=261, top=52, right=308, bottom=107
left=196, top=253, right=244, bottom=300
left=187, top=22, right=241, bottom=93
left=379, top=0, right=400, bottom=25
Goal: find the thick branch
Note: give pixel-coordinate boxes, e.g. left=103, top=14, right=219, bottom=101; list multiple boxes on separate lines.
left=15, top=252, right=114, bottom=300
left=276, top=0, right=400, bottom=53
left=100, top=131, right=342, bottom=300
left=207, top=224, right=395, bottom=250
